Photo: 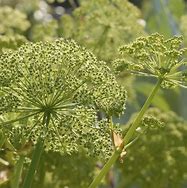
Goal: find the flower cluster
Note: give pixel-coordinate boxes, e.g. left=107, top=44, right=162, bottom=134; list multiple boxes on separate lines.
left=114, top=33, right=187, bottom=88
left=0, top=38, right=126, bottom=158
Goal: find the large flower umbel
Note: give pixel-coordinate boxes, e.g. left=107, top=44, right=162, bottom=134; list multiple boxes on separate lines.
left=0, top=39, right=126, bottom=157
left=114, top=33, right=187, bottom=88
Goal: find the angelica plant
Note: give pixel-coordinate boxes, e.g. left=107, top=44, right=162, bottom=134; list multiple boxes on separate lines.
left=0, top=38, right=126, bottom=188
left=89, top=33, right=187, bottom=187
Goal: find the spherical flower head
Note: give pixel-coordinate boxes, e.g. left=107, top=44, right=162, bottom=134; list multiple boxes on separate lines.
left=0, top=38, right=126, bottom=158
left=114, top=33, right=187, bottom=88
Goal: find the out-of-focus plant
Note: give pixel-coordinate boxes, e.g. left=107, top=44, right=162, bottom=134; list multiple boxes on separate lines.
left=0, top=6, right=30, bottom=51
left=0, top=34, right=27, bottom=51
left=46, top=0, right=65, bottom=3
left=180, top=15, right=187, bottom=45
left=32, top=151, right=97, bottom=188
left=0, top=0, right=39, bottom=13
left=118, top=108, right=187, bottom=188
left=60, top=0, right=145, bottom=61
left=142, top=0, right=185, bottom=36
left=0, top=1, right=187, bottom=188
left=31, top=20, right=59, bottom=42
left=0, top=6, right=30, bottom=34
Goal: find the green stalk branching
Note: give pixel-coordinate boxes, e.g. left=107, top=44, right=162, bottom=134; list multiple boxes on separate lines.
left=89, top=78, right=163, bottom=188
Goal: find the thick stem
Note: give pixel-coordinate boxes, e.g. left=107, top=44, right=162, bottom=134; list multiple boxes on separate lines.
left=89, top=78, right=162, bottom=188
left=122, top=78, right=162, bottom=145
left=22, top=112, right=51, bottom=188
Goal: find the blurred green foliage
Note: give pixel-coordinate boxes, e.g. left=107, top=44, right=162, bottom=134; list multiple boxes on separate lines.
left=118, top=108, right=187, bottom=188
left=0, top=6, right=30, bottom=51
left=61, top=0, right=145, bottom=61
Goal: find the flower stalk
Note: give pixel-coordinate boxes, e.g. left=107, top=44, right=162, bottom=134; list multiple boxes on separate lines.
left=89, top=78, right=163, bottom=188
left=22, top=112, right=51, bottom=188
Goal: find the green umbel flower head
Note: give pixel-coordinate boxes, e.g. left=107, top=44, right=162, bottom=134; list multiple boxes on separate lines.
left=114, top=33, right=187, bottom=88
left=0, top=39, right=126, bottom=158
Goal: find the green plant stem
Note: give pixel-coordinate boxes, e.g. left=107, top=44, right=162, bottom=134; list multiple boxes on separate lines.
left=21, top=138, right=43, bottom=188
left=88, top=78, right=162, bottom=188
left=22, top=112, right=51, bottom=188
left=11, top=155, right=25, bottom=188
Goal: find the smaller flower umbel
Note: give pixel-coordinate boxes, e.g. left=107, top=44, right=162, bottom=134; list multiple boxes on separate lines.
left=114, top=33, right=187, bottom=88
